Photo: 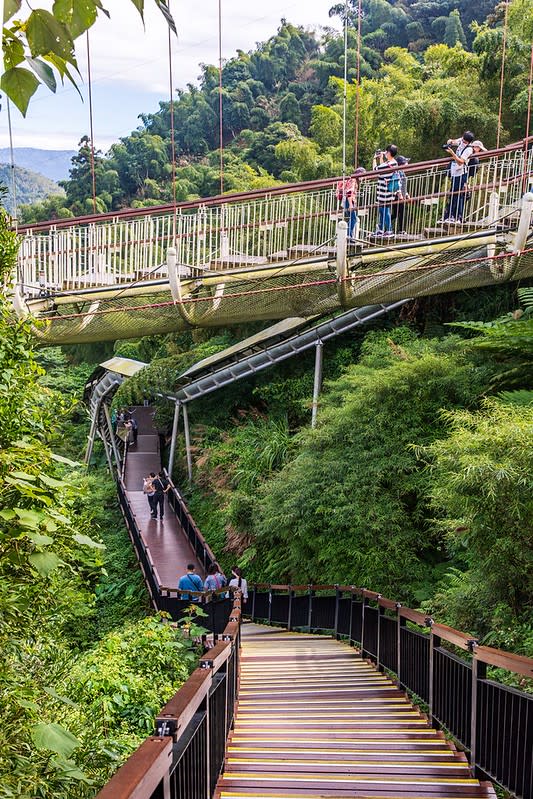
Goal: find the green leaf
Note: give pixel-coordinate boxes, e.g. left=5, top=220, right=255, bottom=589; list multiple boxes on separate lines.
left=73, top=532, right=106, bottom=549
left=26, top=57, right=57, bottom=92
left=14, top=508, right=42, bottom=529
left=129, top=0, right=145, bottom=24
left=0, top=510, right=16, bottom=521
left=18, top=699, right=39, bottom=711
left=28, top=551, right=61, bottom=576
left=42, top=53, right=83, bottom=99
left=44, top=687, right=78, bottom=708
left=31, top=723, right=81, bottom=758
left=10, top=471, right=37, bottom=481
left=52, top=0, right=99, bottom=38
left=50, top=452, right=79, bottom=466
left=26, top=531, right=54, bottom=546
left=26, top=9, right=75, bottom=61
left=0, top=67, right=40, bottom=116
left=40, top=474, right=68, bottom=489
left=3, top=34, right=25, bottom=69
left=3, top=0, right=22, bottom=24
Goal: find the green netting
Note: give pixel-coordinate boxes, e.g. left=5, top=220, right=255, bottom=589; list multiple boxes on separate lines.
left=30, top=246, right=533, bottom=345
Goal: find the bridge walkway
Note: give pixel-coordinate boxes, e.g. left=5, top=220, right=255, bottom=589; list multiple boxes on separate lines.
left=215, top=626, right=495, bottom=799
left=122, top=405, right=206, bottom=587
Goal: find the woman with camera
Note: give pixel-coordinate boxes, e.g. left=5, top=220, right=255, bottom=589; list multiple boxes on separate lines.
left=372, top=144, right=399, bottom=236
left=438, top=131, right=475, bottom=224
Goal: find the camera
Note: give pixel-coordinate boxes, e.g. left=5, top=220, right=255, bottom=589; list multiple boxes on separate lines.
left=442, top=143, right=454, bottom=151
left=374, top=149, right=383, bottom=156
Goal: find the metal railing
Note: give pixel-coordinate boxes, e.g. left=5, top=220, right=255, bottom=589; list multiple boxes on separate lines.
left=15, top=140, right=533, bottom=295
left=248, top=584, right=533, bottom=799
left=95, top=600, right=241, bottom=799
left=117, top=478, right=232, bottom=632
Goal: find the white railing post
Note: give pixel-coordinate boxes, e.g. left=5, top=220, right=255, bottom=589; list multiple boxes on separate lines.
left=512, top=192, right=533, bottom=253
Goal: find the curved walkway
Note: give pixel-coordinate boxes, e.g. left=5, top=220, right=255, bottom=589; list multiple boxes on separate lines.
left=123, top=405, right=205, bottom=587
left=215, top=625, right=495, bottom=799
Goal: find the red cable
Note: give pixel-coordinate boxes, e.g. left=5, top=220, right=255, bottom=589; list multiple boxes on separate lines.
left=86, top=31, right=97, bottom=214
left=167, top=8, right=177, bottom=237
left=218, top=0, right=224, bottom=195
left=496, top=1, right=509, bottom=149
left=354, top=0, right=362, bottom=169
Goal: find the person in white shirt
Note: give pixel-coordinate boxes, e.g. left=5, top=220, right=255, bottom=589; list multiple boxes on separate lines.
left=440, top=130, right=475, bottom=223
left=228, top=567, right=248, bottom=604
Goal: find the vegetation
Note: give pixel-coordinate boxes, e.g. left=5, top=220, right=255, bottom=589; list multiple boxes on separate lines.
left=0, top=209, right=200, bottom=797
left=0, top=163, right=64, bottom=216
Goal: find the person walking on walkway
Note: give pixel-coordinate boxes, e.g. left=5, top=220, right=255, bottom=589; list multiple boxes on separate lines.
left=229, top=566, right=248, bottom=604
left=372, top=144, right=399, bottom=236
left=439, top=131, right=475, bottom=224
left=151, top=472, right=169, bottom=521
left=143, top=473, right=156, bottom=517
left=178, top=564, right=204, bottom=600
left=204, top=563, right=227, bottom=595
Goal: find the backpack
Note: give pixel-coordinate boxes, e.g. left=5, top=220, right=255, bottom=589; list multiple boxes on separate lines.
left=387, top=172, right=401, bottom=193
left=143, top=477, right=154, bottom=494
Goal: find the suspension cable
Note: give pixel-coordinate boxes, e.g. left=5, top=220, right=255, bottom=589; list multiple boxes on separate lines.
left=353, top=0, right=362, bottom=169
left=524, top=44, right=533, bottom=193
left=6, top=98, right=18, bottom=225
left=86, top=31, right=97, bottom=214
left=496, top=0, right=509, bottom=149
left=218, top=0, right=224, bottom=195
left=341, top=0, right=349, bottom=185
left=167, top=1, right=177, bottom=239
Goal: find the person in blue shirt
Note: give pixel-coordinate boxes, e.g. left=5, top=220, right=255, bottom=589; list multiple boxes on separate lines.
left=204, top=563, right=227, bottom=596
left=178, top=564, right=204, bottom=600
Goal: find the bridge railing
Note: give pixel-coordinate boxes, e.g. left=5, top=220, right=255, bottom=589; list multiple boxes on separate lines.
left=95, top=603, right=241, bottom=799
left=15, top=141, right=533, bottom=296
left=249, top=584, right=533, bottom=799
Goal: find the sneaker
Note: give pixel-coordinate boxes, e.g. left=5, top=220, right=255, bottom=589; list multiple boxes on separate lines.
left=374, top=229, right=384, bottom=236
left=160, top=517, right=164, bottom=521
left=383, top=231, right=394, bottom=237
left=436, top=218, right=448, bottom=224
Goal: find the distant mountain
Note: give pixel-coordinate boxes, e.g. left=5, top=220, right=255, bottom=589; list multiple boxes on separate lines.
left=0, top=163, right=65, bottom=215
left=0, top=148, right=76, bottom=182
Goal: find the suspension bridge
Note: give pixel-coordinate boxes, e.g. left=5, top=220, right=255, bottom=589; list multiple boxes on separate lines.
left=11, top=139, right=533, bottom=346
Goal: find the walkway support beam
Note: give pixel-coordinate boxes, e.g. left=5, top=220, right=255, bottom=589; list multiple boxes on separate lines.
left=103, top=403, right=121, bottom=470
left=311, top=341, right=323, bottom=429
left=183, top=402, right=193, bottom=484
left=168, top=400, right=181, bottom=481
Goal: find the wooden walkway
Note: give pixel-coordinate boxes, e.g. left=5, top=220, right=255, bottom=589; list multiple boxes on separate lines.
left=215, top=625, right=496, bottom=799
left=123, top=406, right=206, bottom=586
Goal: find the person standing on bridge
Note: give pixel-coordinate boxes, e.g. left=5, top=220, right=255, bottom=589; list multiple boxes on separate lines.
left=178, top=564, right=204, bottom=600
left=229, top=566, right=248, bottom=604
left=143, top=472, right=156, bottom=517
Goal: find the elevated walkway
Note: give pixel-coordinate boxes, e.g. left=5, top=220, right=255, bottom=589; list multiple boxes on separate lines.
left=215, top=626, right=495, bottom=799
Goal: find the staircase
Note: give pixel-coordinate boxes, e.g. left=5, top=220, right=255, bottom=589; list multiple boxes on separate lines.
left=215, top=625, right=496, bottom=799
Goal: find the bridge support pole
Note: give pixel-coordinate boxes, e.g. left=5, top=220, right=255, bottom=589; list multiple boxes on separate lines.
left=183, top=402, right=193, bottom=484
left=103, top=403, right=121, bottom=470
left=85, top=414, right=98, bottom=465
left=311, top=341, right=323, bottom=429
left=168, top=401, right=181, bottom=481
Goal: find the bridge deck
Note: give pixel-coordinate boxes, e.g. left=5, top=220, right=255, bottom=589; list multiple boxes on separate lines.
left=215, top=626, right=496, bottom=799
left=123, top=406, right=206, bottom=586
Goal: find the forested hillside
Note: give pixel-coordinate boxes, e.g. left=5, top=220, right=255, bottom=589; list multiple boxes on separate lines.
left=20, top=0, right=533, bottom=220
left=0, top=163, right=64, bottom=216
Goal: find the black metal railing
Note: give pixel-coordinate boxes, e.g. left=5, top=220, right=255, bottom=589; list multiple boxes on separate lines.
left=164, top=471, right=217, bottom=574
left=96, top=603, right=241, bottom=799
left=248, top=584, right=533, bottom=799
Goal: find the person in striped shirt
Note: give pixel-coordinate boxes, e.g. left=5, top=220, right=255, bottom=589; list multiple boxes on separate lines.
left=372, top=144, right=399, bottom=236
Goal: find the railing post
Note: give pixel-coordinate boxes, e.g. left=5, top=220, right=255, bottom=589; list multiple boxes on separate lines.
left=377, top=598, right=384, bottom=671
left=251, top=585, right=256, bottom=622
left=334, top=585, right=340, bottom=639
left=429, top=623, right=438, bottom=726
left=348, top=588, right=355, bottom=647
left=267, top=586, right=272, bottom=625
left=361, top=594, right=369, bottom=656
left=287, top=586, right=294, bottom=631
left=397, top=610, right=405, bottom=685
left=470, top=647, right=485, bottom=775
left=183, top=402, right=193, bottom=484
left=307, top=585, right=313, bottom=630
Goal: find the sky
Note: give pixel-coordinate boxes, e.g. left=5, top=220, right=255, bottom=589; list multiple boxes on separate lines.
left=1, top=0, right=341, bottom=154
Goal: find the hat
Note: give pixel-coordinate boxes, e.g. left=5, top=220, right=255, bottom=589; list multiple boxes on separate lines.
left=396, top=155, right=410, bottom=166
left=471, top=140, right=487, bottom=151
left=352, top=166, right=366, bottom=176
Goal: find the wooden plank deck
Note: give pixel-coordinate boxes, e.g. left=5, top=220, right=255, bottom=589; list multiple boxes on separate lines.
left=123, top=406, right=206, bottom=586
left=215, top=626, right=496, bottom=799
